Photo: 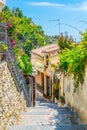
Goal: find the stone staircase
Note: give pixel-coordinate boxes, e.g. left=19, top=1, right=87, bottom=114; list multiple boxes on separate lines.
left=8, top=101, right=59, bottom=130
left=7, top=91, right=86, bottom=130
left=7, top=106, right=87, bottom=130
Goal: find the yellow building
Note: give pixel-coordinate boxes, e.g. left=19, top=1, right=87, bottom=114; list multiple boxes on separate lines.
left=31, top=44, right=59, bottom=101
left=0, top=0, right=6, bottom=11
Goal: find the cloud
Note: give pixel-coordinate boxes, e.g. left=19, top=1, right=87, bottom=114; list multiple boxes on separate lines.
left=66, top=1, right=87, bottom=11
left=79, top=1, right=87, bottom=11
left=28, top=2, right=65, bottom=7
left=27, top=1, right=87, bottom=11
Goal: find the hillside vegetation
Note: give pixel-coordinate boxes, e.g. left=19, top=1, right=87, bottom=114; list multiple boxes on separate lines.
left=0, top=6, right=47, bottom=74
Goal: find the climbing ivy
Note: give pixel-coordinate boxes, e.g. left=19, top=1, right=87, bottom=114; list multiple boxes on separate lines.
left=58, top=33, right=74, bottom=50
left=17, top=53, right=32, bottom=74
left=59, top=31, right=87, bottom=92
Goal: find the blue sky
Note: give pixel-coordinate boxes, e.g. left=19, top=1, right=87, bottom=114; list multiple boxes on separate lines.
left=6, top=0, right=87, bottom=41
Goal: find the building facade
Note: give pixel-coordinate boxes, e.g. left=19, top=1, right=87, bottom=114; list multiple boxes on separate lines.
left=31, top=44, right=59, bottom=101
left=0, top=0, right=6, bottom=11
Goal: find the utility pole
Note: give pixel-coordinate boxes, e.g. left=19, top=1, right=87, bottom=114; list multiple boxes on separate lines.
left=49, top=19, right=81, bottom=35
left=57, top=19, right=60, bottom=35
left=49, top=19, right=60, bottom=35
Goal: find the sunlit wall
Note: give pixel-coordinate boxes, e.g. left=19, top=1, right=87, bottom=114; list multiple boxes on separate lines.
left=0, top=0, right=6, bottom=12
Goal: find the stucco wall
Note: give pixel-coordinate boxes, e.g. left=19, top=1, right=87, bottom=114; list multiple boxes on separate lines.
left=63, top=68, right=87, bottom=123
left=0, top=62, right=26, bottom=130
left=31, top=51, right=58, bottom=101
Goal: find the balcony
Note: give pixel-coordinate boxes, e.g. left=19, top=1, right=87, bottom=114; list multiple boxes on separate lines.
left=0, top=0, right=6, bottom=11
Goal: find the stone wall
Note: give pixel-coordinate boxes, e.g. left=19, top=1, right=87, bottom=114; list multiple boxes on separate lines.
left=0, top=62, right=27, bottom=130
left=63, top=67, right=87, bottom=123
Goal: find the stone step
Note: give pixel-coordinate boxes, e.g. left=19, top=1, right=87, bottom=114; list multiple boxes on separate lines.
left=58, top=111, right=74, bottom=115
left=57, top=107, right=69, bottom=110
left=23, top=108, right=49, bottom=113
left=56, top=125, right=87, bottom=130
left=29, top=106, right=49, bottom=109
left=21, top=111, right=51, bottom=115
left=8, top=124, right=87, bottom=130
left=8, top=126, right=54, bottom=130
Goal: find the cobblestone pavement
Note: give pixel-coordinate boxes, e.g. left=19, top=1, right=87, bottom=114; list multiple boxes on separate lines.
left=8, top=90, right=86, bottom=130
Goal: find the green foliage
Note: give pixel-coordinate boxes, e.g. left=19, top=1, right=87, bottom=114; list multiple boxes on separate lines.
left=53, top=83, right=59, bottom=90
left=0, top=6, right=47, bottom=74
left=12, top=7, right=24, bottom=18
left=1, top=6, right=46, bottom=49
left=0, top=43, right=8, bottom=53
left=60, top=96, right=65, bottom=101
left=45, top=35, right=58, bottom=44
left=59, top=40, right=87, bottom=91
left=53, top=83, right=59, bottom=99
left=17, top=54, right=32, bottom=74
left=58, top=33, right=74, bottom=50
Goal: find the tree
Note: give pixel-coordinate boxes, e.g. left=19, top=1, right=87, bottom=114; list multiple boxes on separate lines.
left=0, top=6, right=47, bottom=74
left=2, top=5, right=10, bottom=13
left=58, top=33, right=74, bottom=50
left=59, top=30, right=87, bottom=91
left=18, top=54, right=32, bottom=74
left=12, top=7, right=24, bottom=18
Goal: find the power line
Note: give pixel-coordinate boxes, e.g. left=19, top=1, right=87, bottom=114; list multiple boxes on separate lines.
left=49, top=19, right=81, bottom=35
left=79, top=20, right=87, bottom=24
left=58, top=22, right=80, bottom=32
left=49, top=19, right=60, bottom=35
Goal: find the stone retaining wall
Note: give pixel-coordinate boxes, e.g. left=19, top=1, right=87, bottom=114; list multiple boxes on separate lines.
left=0, top=62, right=27, bottom=130
left=63, top=67, right=87, bottom=123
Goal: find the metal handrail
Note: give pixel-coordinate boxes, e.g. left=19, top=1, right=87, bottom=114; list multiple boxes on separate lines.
left=0, top=23, right=6, bottom=27
left=6, top=43, right=32, bottom=106
left=0, top=23, right=32, bottom=107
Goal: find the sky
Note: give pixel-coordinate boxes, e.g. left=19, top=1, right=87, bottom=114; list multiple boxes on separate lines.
left=6, top=0, right=87, bottom=41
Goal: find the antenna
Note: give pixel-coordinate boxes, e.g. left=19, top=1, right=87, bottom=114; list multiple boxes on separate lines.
left=49, top=19, right=60, bottom=35
left=49, top=19, right=81, bottom=35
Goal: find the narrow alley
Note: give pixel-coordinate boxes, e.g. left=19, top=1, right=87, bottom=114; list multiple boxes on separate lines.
left=8, top=90, right=87, bottom=130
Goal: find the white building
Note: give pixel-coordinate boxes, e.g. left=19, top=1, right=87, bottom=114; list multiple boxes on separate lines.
left=0, top=0, right=6, bottom=12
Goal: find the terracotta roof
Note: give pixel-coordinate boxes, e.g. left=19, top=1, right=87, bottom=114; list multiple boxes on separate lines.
left=31, top=44, right=59, bottom=57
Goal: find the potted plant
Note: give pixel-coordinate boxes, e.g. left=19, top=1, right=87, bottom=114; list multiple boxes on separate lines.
left=59, top=96, right=65, bottom=104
